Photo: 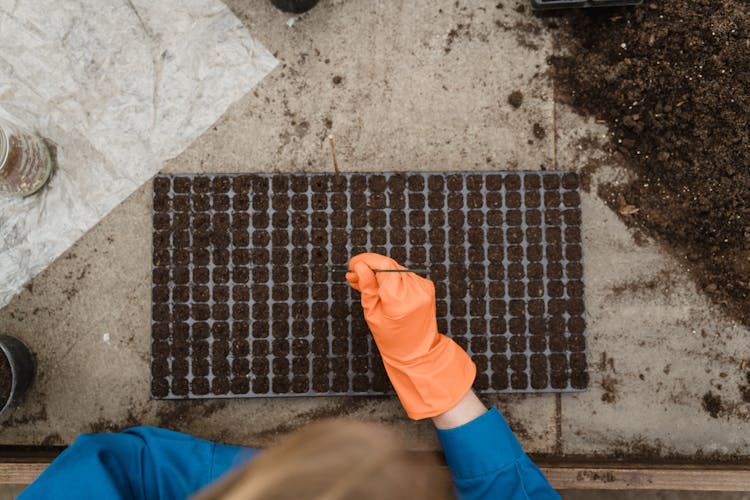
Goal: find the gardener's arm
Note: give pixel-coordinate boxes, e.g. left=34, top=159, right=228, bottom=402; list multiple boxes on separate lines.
left=434, top=390, right=559, bottom=500
left=347, top=253, right=558, bottom=500
left=19, top=427, right=257, bottom=500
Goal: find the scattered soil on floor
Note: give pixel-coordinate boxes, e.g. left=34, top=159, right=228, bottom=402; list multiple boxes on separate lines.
left=507, top=90, right=523, bottom=108
left=551, top=1, right=750, bottom=326
left=89, top=410, right=141, bottom=433
left=702, top=391, right=723, bottom=419
left=0, top=352, right=12, bottom=408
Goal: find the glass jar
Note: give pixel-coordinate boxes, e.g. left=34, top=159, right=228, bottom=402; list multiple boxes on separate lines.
left=0, top=119, right=52, bottom=196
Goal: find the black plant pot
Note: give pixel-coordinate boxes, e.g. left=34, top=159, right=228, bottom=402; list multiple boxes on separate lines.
left=0, top=335, right=35, bottom=417
left=269, top=0, right=319, bottom=14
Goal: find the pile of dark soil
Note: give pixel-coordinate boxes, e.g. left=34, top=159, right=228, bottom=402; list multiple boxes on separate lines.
left=0, top=352, right=11, bottom=407
left=551, top=1, right=750, bottom=325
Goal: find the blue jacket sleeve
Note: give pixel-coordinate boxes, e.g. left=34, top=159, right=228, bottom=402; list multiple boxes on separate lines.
left=436, top=407, right=559, bottom=500
left=19, top=426, right=258, bottom=500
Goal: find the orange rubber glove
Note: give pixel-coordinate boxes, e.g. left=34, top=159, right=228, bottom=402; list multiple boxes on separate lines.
left=346, top=253, right=476, bottom=420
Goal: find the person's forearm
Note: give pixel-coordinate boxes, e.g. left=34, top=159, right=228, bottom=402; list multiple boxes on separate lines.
left=433, top=391, right=561, bottom=499
left=431, top=389, right=487, bottom=430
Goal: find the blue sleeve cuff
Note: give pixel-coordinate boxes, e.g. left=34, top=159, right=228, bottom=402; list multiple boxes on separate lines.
left=436, top=407, right=523, bottom=479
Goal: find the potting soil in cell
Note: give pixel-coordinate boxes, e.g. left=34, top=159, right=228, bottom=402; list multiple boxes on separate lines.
left=151, top=172, right=589, bottom=399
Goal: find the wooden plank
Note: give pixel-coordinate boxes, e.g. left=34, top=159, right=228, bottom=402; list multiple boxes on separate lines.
left=541, top=466, right=750, bottom=491
left=2, top=459, right=750, bottom=491
left=0, top=462, right=49, bottom=485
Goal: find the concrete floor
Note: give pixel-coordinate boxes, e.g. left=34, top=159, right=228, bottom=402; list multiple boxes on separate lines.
left=1, top=0, right=749, bottom=466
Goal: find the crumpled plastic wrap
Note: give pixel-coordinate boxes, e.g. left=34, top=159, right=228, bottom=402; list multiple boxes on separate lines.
left=0, top=0, right=277, bottom=308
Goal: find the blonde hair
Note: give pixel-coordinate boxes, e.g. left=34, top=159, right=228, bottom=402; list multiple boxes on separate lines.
left=192, top=419, right=453, bottom=500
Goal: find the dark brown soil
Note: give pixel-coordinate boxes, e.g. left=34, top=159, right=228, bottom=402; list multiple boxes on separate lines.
left=702, top=391, right=723, bottom=419
left=151, top=173, right=587, bottom=397
left=551, top=2, right=750, bottom=326
left=530, top=354, right=547, bottom=390
left=507, top=90, right=523, bottom=109
left=425, top=174, right=442, bottom=191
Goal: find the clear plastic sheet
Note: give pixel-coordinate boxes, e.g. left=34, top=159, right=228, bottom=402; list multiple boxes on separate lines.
left=0, top=0, right=278, bottom=308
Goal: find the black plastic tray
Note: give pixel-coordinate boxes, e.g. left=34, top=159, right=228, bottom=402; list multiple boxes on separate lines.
left=150, top=172, right=589, bottom=399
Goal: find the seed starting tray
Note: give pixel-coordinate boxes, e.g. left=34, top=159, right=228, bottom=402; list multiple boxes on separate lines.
left=151, top=172, right=588, bottom=399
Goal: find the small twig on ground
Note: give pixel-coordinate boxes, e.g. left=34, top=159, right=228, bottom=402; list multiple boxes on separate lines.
left=327, top=134, right=340, bottom=175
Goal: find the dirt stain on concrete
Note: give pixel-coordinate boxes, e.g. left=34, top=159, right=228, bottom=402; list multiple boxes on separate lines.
left=154, top=400, right=229, bottom=430
left=702, top=391, right=723, bottom=419
left=247, top=398, right=373, bottom=446
left=608, top=270, right=676, bottom=301
left=596, top=352, right=619, bottom=404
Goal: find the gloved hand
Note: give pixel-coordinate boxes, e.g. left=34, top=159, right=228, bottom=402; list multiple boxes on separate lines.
left=346, top=253, right=476, bottom=420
